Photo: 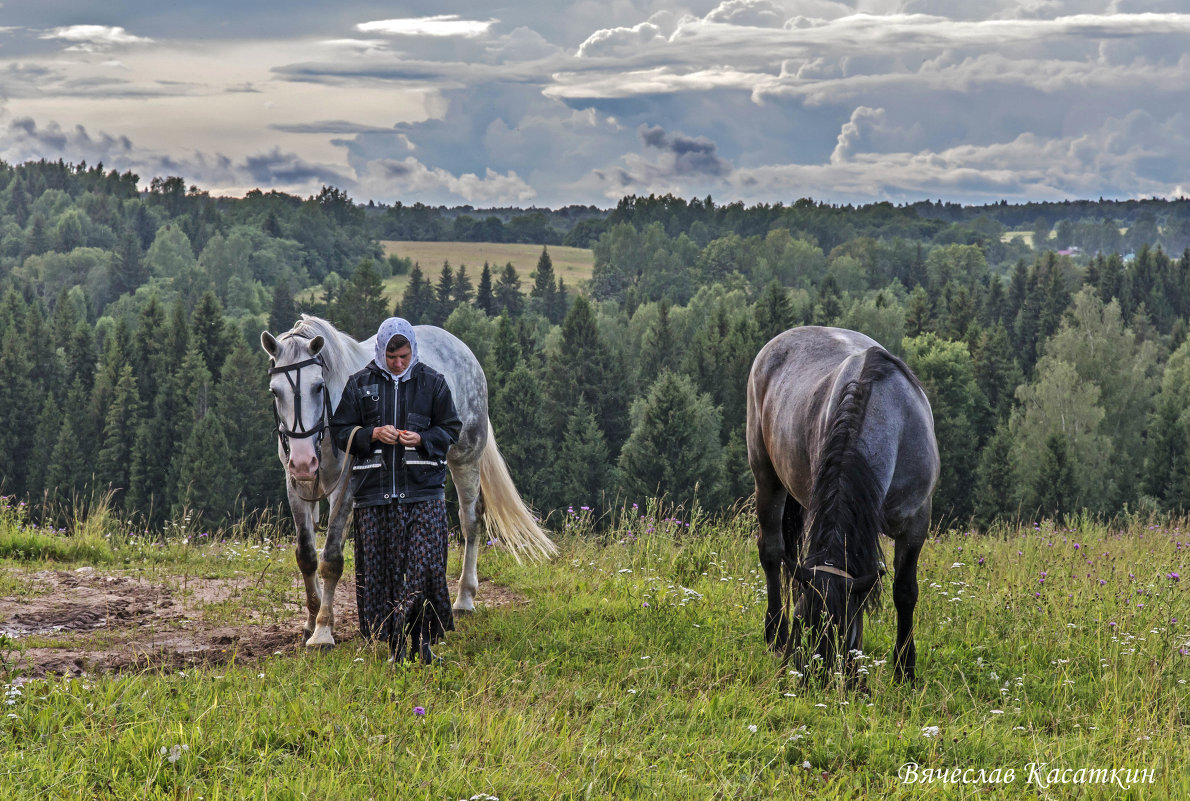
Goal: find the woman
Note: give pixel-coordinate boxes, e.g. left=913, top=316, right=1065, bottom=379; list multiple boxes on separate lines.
left=330, top=317, right=461, bottom=663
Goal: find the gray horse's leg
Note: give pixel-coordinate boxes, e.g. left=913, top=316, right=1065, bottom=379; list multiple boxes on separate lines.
left=306, top=485, right=352, bottom=647
left=289, top=491, right=322, bottom=641
left=890, top=505, right=929, bottom=683
left=451, top=461, right=482, bottom=613
left=756, top=474, right=794, bottom=649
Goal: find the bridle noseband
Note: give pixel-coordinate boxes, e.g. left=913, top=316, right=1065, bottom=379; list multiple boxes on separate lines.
left=269, top=335, right=342, bottom=502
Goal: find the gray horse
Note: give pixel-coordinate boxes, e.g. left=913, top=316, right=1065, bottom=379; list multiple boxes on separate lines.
left=262, top=315, right=556, bottom=647
left=746, top=326, right=939, bottom=682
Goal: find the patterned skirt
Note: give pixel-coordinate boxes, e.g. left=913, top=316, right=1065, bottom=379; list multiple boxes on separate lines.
left=351, top=500, right=455, bottom=650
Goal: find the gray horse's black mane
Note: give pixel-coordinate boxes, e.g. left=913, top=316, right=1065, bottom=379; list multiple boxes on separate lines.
left=804, top=347, right=917, bottom=604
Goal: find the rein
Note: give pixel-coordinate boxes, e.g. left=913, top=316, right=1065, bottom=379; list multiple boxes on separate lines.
left=269, top=335, right=346, bottom=504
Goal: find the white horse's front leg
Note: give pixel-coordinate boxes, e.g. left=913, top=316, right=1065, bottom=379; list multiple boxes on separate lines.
left=290, top=493, right=323, bottom=640
left=307, top=484, right=352, bottom=646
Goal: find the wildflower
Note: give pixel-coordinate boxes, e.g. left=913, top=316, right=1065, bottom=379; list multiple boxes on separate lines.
left=748, top=724, right=758, bottom=733
left=413, top=706, right=426, bottom=716
left=921, top=726, right=940, bottom=737
left=1169, top=573, right=1181, bottom=582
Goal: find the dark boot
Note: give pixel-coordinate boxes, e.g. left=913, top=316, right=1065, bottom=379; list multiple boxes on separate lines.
left=389, top=635, right=407, bottom=664
left=419, top=640, right=443, bottom=665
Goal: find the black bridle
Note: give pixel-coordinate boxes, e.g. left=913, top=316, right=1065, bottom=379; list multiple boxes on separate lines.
left=269, top=339, right=340, bottom=502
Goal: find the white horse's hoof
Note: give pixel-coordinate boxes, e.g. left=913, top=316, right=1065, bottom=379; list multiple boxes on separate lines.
left=452, top=601, right=476, bottom=614
left=305, top=629, right=336, bottom=648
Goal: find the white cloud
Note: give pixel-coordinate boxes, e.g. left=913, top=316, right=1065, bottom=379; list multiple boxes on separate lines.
left=368, top=157, right=536, bottom=204
left=832, top=105, right=885, bottom=163
left=41, top=25, right=153, bottom=51
left=577, top=21, right=667, bottom=58
left=357, top=16, right=497, bottom=38
left=706, top=0, right=786, bottom=27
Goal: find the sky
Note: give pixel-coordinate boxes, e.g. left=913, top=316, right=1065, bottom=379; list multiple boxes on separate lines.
left=3, top=0, right=1190, bottom=208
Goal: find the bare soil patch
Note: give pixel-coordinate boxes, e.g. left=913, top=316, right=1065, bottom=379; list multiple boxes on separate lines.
left=0, top=567, right=523, bottom=678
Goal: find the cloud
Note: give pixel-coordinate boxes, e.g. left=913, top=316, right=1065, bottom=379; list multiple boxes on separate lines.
left=357, top=16, right=497, bottom=38
left=831, top=106, right=886, bottom=163
left=366, top=157, right=536, bottom=204
left=243, top=147, right=352, bottom=186
left=270, top=121, right=408, bottom=135
left=577, top=22, right=666, bottom=58
left=40, top=25, right=153, bottom=52
left=705, top=0, right=786, bottom=28
left=639, top=124, right=733, bottom=177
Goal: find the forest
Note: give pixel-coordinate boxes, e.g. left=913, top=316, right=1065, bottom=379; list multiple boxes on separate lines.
left=3, top=158, right=1190, bottom=531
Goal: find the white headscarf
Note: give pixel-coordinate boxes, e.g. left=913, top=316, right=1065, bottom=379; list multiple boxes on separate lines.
left=373, top=317, right=419, bottom=382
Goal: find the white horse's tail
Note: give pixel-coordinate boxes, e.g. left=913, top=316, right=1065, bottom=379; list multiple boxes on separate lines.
left=479, top=418, right=558, bottom=562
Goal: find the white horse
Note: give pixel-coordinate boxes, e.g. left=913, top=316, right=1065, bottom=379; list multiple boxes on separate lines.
left=261, top=314, right=556, bottom=647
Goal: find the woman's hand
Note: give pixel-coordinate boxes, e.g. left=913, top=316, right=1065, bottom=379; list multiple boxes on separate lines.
left=397, top=429, right=422, bottom=447
left=372, top=425, right=401, bottom=445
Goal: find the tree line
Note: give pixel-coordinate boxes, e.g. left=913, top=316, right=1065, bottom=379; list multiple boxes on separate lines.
left=4, top=158, right=1190, bottom=531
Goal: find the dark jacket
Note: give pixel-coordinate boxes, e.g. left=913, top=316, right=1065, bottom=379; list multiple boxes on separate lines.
left=330, top=360, right=461, bottom=507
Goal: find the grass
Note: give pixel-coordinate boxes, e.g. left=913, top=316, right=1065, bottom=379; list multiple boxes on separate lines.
left=378, top=241, right=594, bottom=305
left=0, top=502, right=1187, bottom=799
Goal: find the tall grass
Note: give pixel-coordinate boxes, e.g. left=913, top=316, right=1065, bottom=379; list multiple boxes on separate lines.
left=1, top=507, right=1186, bottom=799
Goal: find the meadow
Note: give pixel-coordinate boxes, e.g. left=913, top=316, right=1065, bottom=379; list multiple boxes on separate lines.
left=0, top=498, right=1186, bottom=800
left=379, top=241, right=596, bottom=302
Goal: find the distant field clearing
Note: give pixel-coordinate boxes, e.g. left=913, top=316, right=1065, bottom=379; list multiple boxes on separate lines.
left=381, top=240, right=594, bottom=301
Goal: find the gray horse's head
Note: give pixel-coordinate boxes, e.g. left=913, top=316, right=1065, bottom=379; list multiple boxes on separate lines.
left=792, top=564, right=881, bottom=678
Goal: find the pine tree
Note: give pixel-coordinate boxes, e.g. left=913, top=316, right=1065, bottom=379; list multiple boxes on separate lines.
left=213, top=340, right=281, bottom=511
left=618, top=370, right=725, bottom=511
left=399, top=263, right=435, bottom=325
left=1034, top=433, right=1074, bottom=520
left=434, top=261, right=456, bottom=324
left=111, top=229, right=147, bottom=297
left=452, top=264, right=474, bottom=307
left=544, top=295, right=625, bottom=446
left=191, top=291, right=229, bottom=378
left=494, top=263, right=524, bottom=317
left=489, top=361, right=552, bottom=508
left=904, top=286, right=933, bottom=337
left=45, top=380, right=91, bottom=504
left=530, top=247, right=558, bottom=321
left=335, top=259, right=388, bottom=338
left=754, top=280, right=793, bottom=343
left=95, top=365, right=142, bottom=505
left=551, top=400, right=613, bottom=514
left=269, top=279, right=299, bottom=334
left=130, top=295, right=169, bottom=410
left=638, top=302, right=678, bottom=394
left=491, top=311, right=521, bottom=380
left=974, top=424, right=1016, bottom=524
left=475, top=261, right=495, bottom=315
left=174, top=409, right=238, bottom=525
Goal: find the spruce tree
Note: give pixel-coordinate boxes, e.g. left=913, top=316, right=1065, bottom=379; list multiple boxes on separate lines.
left=131, top=294, right=168, bottom=408
left=494, top=263, right=524, bottom=317
left=335, top=259, right=388, bottom=338
left=475, top=261, right=495, bottom=315
left=1034, top=433, right=1074, bottom=520
left=399, top=263, right=435, bottom=325
left=491, top=312, right=521, bottom=379
left=754, top=280, right=793, bottom=343
left=452, top=264, right=474, bottom=307
left=45, top=380, right=91, bottom=505
left=530, top=247, right=558, bottom=321
left=174, top=410, right=238, bottom=525
left=974, top=424, right=1016, bottom=524
left=434, top=261, right=456, bottom=324
left=269, top=279, right=299, bottom=334
left=489, top=361, right=552, bottom=508
left=213, top=339, right=280, bottom=511
left=618, top=370, right=725, bottom=511
left=95, top=365, right=143, bottom=506
left=552, top=400, right=613, bottom=514
left=191, top=291, right=229, bottom=378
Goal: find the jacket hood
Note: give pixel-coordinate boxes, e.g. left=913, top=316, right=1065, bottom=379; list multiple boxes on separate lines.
left=373, top=317, right=419, bottom=381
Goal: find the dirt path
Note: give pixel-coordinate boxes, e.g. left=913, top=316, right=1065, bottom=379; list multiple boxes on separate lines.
left=0, top=567, right=522, bottom=678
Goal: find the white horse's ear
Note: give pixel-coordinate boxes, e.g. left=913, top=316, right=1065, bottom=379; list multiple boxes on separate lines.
left=261, top=331, right=279, bottom=358
left=308, top=335, right=325, bottom=356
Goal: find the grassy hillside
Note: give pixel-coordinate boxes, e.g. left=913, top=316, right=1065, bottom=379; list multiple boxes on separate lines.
left=381, top=240, right=596, bottom=303
left=1, top=502, right=1186, bottom=799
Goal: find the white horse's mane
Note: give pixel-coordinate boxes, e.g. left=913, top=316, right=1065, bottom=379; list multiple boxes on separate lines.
left=280, top=314, right=373, bottom=391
